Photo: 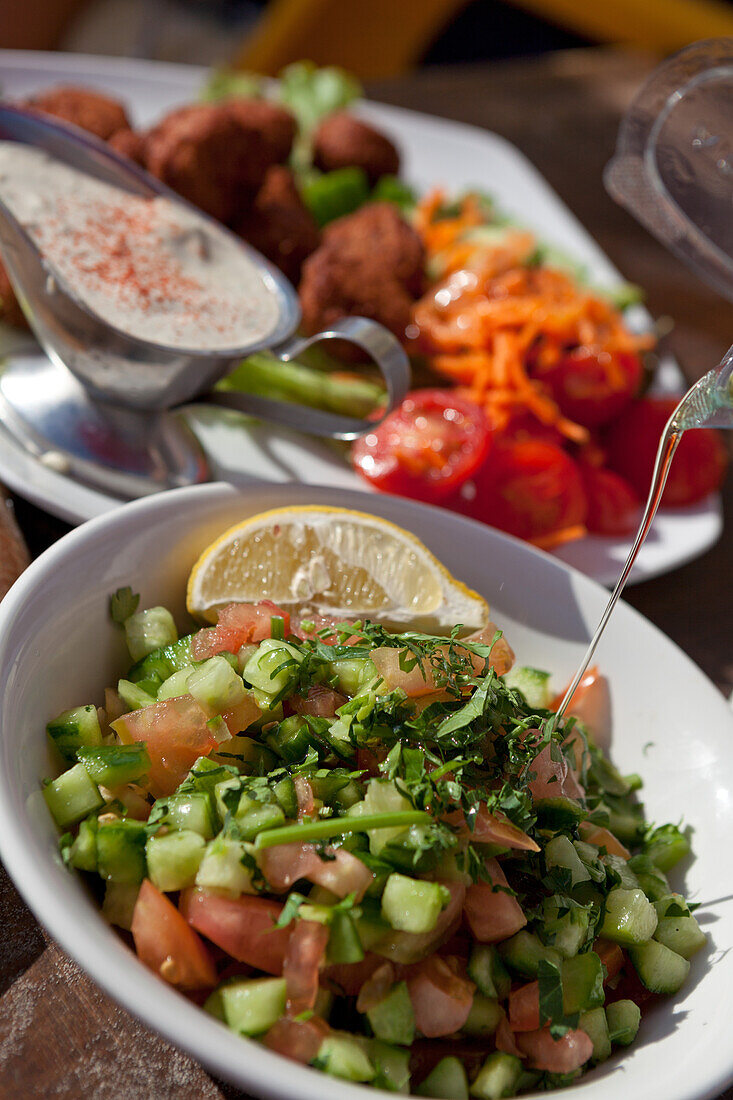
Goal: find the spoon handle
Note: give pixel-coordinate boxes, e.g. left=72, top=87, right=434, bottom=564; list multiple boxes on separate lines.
left=555, top=418, right=681, bottom=723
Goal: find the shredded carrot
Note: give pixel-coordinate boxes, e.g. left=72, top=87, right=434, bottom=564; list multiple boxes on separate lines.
left=411, top=190, right=654, bottom=451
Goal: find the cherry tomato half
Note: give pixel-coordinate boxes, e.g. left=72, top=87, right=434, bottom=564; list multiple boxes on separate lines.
left=579, top=465, right=639, bottom=536
left=604, top=397, right=727, bottom=506
left=449, top=439, right=588, bottom=542
left=351, top=390, right=491, bottom=502
left=530, top=348, right=642, bottom=428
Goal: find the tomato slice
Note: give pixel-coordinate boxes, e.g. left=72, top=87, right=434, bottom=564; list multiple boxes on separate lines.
left=450, top=439, right=587, bottom=543
left=604, top=396, right=727, bottom=506
left=131, top=880, right=217, bottom=991
left=579, top=464, right=639, bottom=535
left=463, top=859, right=527, bottom=943
left=351, top=389, right=491, bottom=501
left=405, top=955, right=475, bottom=1038
left=515, top=1027, right=594, bottom=1072
left=264, top=1016, right=329, bottom=1064
left=508, top=981, right=540, bottom=1032
left=191, top=600, right=290, bottom=661
left=179, top=889, right=291, bottom=974
left=111, top=694, right=217, bottom=797
left=530, top=347, right=642, bottom=428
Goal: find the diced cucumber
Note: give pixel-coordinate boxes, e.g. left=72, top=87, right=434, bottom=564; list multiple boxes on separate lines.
left=653, top=893, right=691, bottom=919
left=43, top=764, right=104, bottom=829
left=416, top=1056, right=469, bottom=1099
left=117, top=679, right=157, bottom=711
left=179, top=756, right=239, bottom=800
left=561, top=951, right=604, bottom=1015
left=187, top=656, right=247, bottom=716
left=467, top=944, right=511, bottom=999
left=266, top=715, right=311, bottom=762
left=329, top=658, right=377, bottom=697
left=66, top=814, right=99, bottom=871
left=600, top=887, right=658, bottom=946
left=327, top=911, right=364, bottom=965
left=470, top=1052, right=523, bottom=1099
left=146, top=829, right=206, bottom=891
left=128, top=634, right=195, bottom=686
left=503, top=666, right=552, bottom=709
left=157, top=668, right=192, bottom=701
left=573, top=841, right=607, bottom=883
left=579, top=1006, right=611, bottom=1063
left=628, top=854, right=670, bottom=902
left=603, top=799, right=645, bottom=845
left=206, top=976, right=286, bottom=1036
left=101, top=881, right=140, bottom=930
left=243, top=639, right=302, bottom=697
left=77, top=744, right=151, bottom=788
left=644, top=824, right=691, bottom=872
left=315, top=1033, right=375, bottom=1082
left=366, top=981, right=415, bottom=1046
left=152, top=791, right=216, bottom=839
left=534, top=796, right=586, bottom=831
left=605, top=999, right=641, bottom=1045
left=498, top=930, right=563, bottom=978
left=603, top=853, right=640, bottom=891
left=236, top=799, right=286, bottom=841
left=545, top=834, right=590, bottom=887
left=207, top=715, right=231, bottom=744
left=654, top=915, right=706, bottom=959
left=47, top=705, right=102, bottom=762
left=370, top=1040, right=411, bottom=1094
left=124, top=606, right=178, bottom=662
left=628, top=939, right=690, bottom=994
left=215, top=736, right=277, bottom=773
left=381, top=874, right=449, bottom=934
left=463, top=994, right=502, bottom=1036
left=195, top=835, right=257, bottom=897
left=96, top=818, right=147, bottom=884
left=273, top=776, right=298, bottom=818
left=541, top=898, right=590, bottom=958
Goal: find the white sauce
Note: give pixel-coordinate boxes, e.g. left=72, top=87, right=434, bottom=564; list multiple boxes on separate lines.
left=0, top=143, right=281, bottom=350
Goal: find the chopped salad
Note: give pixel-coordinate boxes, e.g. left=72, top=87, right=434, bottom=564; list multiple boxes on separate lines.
left=44, top=590, right=703, bottom=1098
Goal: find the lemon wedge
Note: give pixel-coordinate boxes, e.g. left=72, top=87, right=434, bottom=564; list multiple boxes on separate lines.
left=186, top=506, right=489, bottom=634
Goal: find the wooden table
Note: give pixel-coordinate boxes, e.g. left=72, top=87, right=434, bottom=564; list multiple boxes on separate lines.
left=2, top=46, right=731, bottom=1099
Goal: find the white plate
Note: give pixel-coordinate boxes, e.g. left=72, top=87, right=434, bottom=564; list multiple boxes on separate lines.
left=0, top=50, right=722, bottom=585
left=0, top=480, right=731, bottom=1100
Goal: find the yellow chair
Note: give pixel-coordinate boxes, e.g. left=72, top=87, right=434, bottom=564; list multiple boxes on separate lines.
left=234, top=0, right=733, bottom=80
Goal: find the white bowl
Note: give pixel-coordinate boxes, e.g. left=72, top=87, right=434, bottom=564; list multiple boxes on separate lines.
left=0, top=481, right=731, bottom=1100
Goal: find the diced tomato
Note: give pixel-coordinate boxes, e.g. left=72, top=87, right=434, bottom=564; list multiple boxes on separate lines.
left=191, top=600, right=290, bottom=661
left=370, top=624, right=513, bottom=697
left=450, top=439, right=588, bottom=544
left=259, top=842, right=374, bottom=901
left=580, top=464, right=639, bottom=535
left=406, top=955, right=475, bottom=1037
left=551, top=666, right=611, bottom=749
left=463, top=859, right=526, bottom=943
left=495, top=1011, right=525, bottom=1058
left=351, top=389, right=492, bottom=502
left=322, top=952, right=384, bottom=997
left=179, top=889, right=290, bottom=974
left=293, top=775, right=315, bottom=818
left=356, top=961, right=396, bottom=1013
left=515, top=1027, right=594, bottom=1072
left=221, top=694, right=262, bottom=737
left=284, top=918, right=330, bottom=1017
left=593, top=939, right=625, bottom=982
left=264, top=1016, right=329, bottom=1064
left=604, top=396, right=727, bottom=506
left=132, top=880, right=216, bottom=991
left=376, top=881, right=466, bottom=965
left=290, top=684, right=347, bottom=718
left=508, top=981, right=540, bottom=1032
left=527, top=742, right=584, bottom=803
left=530, top=348, right=642, bottom=428
left=112, top=694, right=217, bottom=797
left=443, top=806, right=539, bottom=852
left=578, top=822, right=630, bottom=860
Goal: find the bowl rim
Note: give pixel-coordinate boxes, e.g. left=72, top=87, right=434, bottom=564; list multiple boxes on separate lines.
left=1, top=479, right=732, bottom=1100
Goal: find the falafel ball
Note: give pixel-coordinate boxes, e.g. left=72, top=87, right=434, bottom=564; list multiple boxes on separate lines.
left=108, top=127, right=147, bottom=166
left=0, top=261, right=26, bottom=329
left=225, top=99, right=297, bottom=166
left=24, top=86, right=130, bottom=141
left=144, top=103, right=275, bottom=224
left=299, top=245, right=414, bottom=347
left=235, top=166, right=320, bottom=285
left=313, top=112, right=400, bottom=185
left=322, top=202, right=424, bottom=296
